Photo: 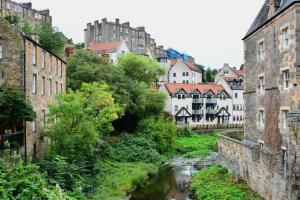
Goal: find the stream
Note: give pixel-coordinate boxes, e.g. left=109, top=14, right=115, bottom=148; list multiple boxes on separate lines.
left=129, top=152, right=218, bottom=200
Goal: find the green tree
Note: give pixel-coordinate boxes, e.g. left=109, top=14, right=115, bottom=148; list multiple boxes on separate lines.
left=4, top=15, right=34, bottom=35
left=0, top=85, right=36, bottom=132
left=46, top=83, right=122, bottom=163
left=36, top=21, right=65, bottom=56
left=205, top=68, right=214, bottom=82
left=118, top=53, right=165, bottom=86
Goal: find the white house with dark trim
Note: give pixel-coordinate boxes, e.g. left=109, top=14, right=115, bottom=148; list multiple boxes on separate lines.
left=160, top=83, right=232, bottom=126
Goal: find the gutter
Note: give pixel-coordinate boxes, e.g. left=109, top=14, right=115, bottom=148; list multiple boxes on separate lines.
left=22, top=35, right=27, bottom=163
left=243, top=1, right=300, bottom=40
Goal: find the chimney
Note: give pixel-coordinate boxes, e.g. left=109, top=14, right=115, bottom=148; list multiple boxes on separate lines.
left=65, top=40, right=74, bottom=58
left=268, top=0, right=276, bottom=19
left=224, top=63, right=229, bottom=67
left=115, top=18, right=120, bottom=24
left=102, top=18, right=107, bottom=25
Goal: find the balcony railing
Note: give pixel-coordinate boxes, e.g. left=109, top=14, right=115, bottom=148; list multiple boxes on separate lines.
left=192, top=110, right=204, bottom=115
left=192, top=98, right=203, bottom=104
left=206, top=109, right=218, bottom=115
left=206, top=98, right=217, bottom=104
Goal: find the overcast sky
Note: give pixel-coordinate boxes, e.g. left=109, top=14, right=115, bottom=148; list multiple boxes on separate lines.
left=18, top=0, right=263, bottom=69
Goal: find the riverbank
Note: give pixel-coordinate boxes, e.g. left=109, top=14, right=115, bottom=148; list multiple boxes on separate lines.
left=190, top=166, right=263, bottom=200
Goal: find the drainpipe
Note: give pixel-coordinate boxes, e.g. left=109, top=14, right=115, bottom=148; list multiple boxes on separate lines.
left=22, top=35, right=27, bottom=164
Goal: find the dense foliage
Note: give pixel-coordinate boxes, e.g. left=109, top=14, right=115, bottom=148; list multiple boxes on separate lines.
left=0, top=85, right=36, bottom=132
left=175, top=133, right=217, bottom=158
left=0, top=158, right=73, bottom=200
left=190, top=166, right=263, bottom=200
left=4, top=15, right=34, bottom=35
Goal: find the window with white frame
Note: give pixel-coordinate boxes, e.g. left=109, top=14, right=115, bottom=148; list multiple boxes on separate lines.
left=0, top=45, right=3, bottom=59
left=258, top=41, right=265, bottom=61
left=259, top=110, right=265, bottom=128
left=173, top=73, right=176, bottom=77
left=282, top=28, right=289, bottom=49
left=32, top=74, right=37, bottom=94
left=32, top=120, right=36, bottom=132
left=42, top=76, right=45, bottom=96
left=186, top=72, right=189, bottom=76
left=283, top=70, right=290, bottom=89
left=282, top=110, right=288, bottom=129
left=259, top=76, right=265, bottom=94
left=32, top=45, right=37, bottom=65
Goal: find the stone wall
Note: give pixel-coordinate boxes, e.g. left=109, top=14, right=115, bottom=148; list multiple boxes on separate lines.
left=218, top=135, right=291, bottom=200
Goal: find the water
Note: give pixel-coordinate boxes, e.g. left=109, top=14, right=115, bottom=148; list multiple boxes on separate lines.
left=130, top=153, right=218, bottom=200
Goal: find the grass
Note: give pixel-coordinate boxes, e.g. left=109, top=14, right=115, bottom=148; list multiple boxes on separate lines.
left=175, top=134, right=218, bottom=158
left=190, top=166, right=263, bottom=200
left=91, top=161, right=156, bottom=200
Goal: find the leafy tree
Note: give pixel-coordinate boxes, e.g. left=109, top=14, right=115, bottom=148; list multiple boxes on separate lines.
left=46, top=83, right=122, bottom=163
left=205, top=68, right=214, bottom=82
left=4, top=15, right=34, bottom=35
left=36, top=21, right=65, bottom=56
left=137, top=116, right=177, bottom=154
left=74, top=43, right=84, bottom=50
left=0, top=85, right=36, bottom=132
left=118, top=53, right=165, bottom=86
left=0, top=159, right=73, bottom=200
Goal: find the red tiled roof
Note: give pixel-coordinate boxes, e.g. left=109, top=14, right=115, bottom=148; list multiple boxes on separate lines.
left=88, top=42, right=121, bottom=53
left=165, top=83, right=224, bottom=94
left=170, top=59, right=200, bottom=72
left=233, top=69, right=244, bottom=77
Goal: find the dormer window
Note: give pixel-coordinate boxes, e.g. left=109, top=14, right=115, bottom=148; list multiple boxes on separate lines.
left=258, top=41, right=265, bottom=61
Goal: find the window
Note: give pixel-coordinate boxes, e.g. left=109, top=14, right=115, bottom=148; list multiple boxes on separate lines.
left=258, top=41, right=265, bottom=60
left=183, top=80, right=185, bottom=84
left=259, top=77, right=265, bottom=94
left=42, top=51, right=46, bottom=69
left=175, top=105, right=178, bottom=112
left=283, top=28, right=289, bottom=49
left=49, top=55, right=52, bottom=72
left=235, top=93, right=238, bottom=98
left=283, top=70, right=290, bottom=89
left=173, top=81, right=176, bottom=83
left=32, top=45, right=37, bottom=65
left=41, top=110, right=46, bottom=127
left=186, top=80, right=189, bottom=84
left=0, top=45, right=3, bottom=59
left=56, top=60, right=59, bottom=75
left=60, top=83, right=63, bottom=92
left=233, top=105, right=236, bottom=111
left=32, top=74, right=37, bottom=94
left=186, top=72, right=189, bottom=76
left=226, top=105, right=229, bottom=110
left=233, top=116, right=236, bottom=121
left=60, top=62, right=63, bottom=77
left=42, top=76, right=45, bottom=96
left=259, top=110, right=265, bottom=128
left=282, top=110, right=288, bottom=129
left=183, top=72, right=185, bottom=77
left=32, top=120, right=36, bottom=132
left=55, top=81, right=58, bottom=94
left=49, top=79, right=52, bottom=95
left=173, top=73, right=176, bottom=77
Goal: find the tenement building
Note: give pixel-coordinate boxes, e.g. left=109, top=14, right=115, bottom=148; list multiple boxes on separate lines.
left=160, top=83, right=232, bottom=126
left=219, top=0, right=300, bottom=199
left=0, top=0, right=52, bottom=27
left=84, top=18, right=157, bottom=56
left=0, top=18, right=66, bottom=159
left=216, top=64, right=244, bottom=124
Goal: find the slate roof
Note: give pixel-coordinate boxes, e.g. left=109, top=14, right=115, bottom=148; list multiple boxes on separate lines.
left=244, top=0, right=299, bottom=39
left=165, top=83, right=224, bottom=94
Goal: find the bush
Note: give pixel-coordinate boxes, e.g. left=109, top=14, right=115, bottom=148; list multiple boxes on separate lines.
left=137, top=117, right=177, bottom=155
left=190, top=166, right=263, bottom=200
left=0, top=159, right=72, bottom=200
left=177, top=126, right=194, bottom=136
left=175, top=134, right=217, bottom=158
left=104, top=134, right=167, bottom=166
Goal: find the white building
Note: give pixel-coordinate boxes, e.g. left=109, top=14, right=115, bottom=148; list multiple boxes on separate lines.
left=215, top=64, right=244, bottom=124
left=169, top=59, right=203, bottom=84
left=87, top=40, right=130, bottom=63
left=160, top=83, right=232, bottom=126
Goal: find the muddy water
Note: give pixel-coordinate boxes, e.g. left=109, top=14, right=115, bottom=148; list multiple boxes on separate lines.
left=130, top=153, right=218, bottom=200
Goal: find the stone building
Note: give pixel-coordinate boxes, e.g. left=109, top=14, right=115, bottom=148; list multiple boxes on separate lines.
left=0, top=18, right=66, bottom=159
left=0, top=0, right=52, bottom=27
left=84, top=18, right=157, bottom=56
left=215, top=64, right=245, bottom=125
left=219, top=0, right=300, bottom=199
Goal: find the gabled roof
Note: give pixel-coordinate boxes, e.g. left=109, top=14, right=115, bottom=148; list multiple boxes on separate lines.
left=216, top=107, right=231, bottom=117
left=88, top=42, right=121, bottom=53
left=170, top=59, right=201, bottom=73
left=165, top=83, right=224, bottom=94
left=244, top=0, right=298, bottom=39
left=175, top=107, right=192, bottom=117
